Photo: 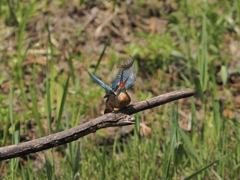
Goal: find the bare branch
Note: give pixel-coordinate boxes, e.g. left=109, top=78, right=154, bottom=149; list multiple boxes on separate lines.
left=0, top=89, right=195, bottom=161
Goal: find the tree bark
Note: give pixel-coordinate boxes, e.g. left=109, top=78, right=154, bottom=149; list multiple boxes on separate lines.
left=0, top=88, right=195, bottom=161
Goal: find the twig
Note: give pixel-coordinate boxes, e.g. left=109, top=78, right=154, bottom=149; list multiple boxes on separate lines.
left=95, top=7, right=119, bottom=38
left=0, top=89, right=195, bottom=161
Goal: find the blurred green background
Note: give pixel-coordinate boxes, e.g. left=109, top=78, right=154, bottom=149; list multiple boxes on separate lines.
left=0, top=0, right=239, bottom=179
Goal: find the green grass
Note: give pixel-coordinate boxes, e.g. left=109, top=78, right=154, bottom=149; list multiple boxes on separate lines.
left=0, top=0, right=239, bottom=179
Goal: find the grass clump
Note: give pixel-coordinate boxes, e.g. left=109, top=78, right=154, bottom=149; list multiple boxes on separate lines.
left=0, top=0, right=239, bottom=179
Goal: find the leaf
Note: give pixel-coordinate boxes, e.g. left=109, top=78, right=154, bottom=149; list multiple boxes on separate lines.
left=184, top=154, right=229, bottom=180
left=200, top=14, right=209, bottom=91
left=171, top=50, right=187, bottom=61
left=56, top=76, right=70, bottom=132
left=220, top=65, right=228, bottom=85
left=94, top=38, right=109, bottom=74
left=178, top=128, right=202, bottom=164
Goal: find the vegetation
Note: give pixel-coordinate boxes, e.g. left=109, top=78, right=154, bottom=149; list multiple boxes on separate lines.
left=0, top=0, right=239, bottom=179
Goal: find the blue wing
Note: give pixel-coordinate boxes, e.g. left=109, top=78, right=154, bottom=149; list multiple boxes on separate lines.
left=112, top=58, right=136, bottom=91
left=87, top=71, right=114, bottom=94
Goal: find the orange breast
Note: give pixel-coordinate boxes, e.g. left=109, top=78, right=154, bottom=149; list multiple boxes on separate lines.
left=115, top=92, right=131, bottom=108
left=104, top=92, right=131, bottom=113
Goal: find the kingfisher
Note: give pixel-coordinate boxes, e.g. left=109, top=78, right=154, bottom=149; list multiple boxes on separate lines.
left=88, top=58, right=136, bottom=114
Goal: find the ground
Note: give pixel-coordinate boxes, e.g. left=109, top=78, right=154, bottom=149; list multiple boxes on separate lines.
left=0, top=0, right=240, bottom=179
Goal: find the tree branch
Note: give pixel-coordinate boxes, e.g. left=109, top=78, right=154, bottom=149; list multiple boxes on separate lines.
left=0, top=89, right=195, bottom=161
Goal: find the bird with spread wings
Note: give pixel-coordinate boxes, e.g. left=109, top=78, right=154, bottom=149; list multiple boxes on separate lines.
left=88, top=58, right=136, bottom=113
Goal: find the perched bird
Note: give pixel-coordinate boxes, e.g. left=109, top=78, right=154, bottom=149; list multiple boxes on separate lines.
left=88, top=58, right=136, bottom=113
